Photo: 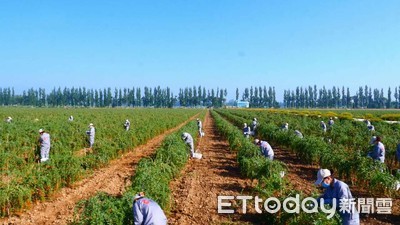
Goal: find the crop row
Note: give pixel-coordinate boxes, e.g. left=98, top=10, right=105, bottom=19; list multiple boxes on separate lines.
left=0, top=108, right=201, bottom=217
left=211, top=110, right=341, bottom=224
left=216, top=109, right=399, bottom=197
left=71, top=111, right=205, bottom=224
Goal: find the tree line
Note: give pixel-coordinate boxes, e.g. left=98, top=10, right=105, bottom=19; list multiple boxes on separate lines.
left=0, top=86, right=228, bottom=108
left=1, top=85, right=399, bottom=109
left=283, top=85, right=400, bottom=108
left=235, top=86, right=279, bottom=108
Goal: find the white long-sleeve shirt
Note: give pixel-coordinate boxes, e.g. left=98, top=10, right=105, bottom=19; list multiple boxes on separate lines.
left=133, top=197, right=167, bottom=225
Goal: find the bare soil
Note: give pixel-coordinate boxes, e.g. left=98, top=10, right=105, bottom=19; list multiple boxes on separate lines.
left=0, top=114, right=198, bottom=225
left=168, top=111, right=257, bottom=225
left=169, top=112, right=399, bottom=225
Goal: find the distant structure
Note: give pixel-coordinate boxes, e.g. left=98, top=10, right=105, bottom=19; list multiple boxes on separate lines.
left=236, top=101, right=250, bottom=108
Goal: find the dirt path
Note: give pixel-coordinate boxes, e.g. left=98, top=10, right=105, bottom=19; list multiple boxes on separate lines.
left=168, top=111, right=256, bottom=225
left=273, top=146, right=399, bottom=225
left=1, top=114, right=199, bottom=225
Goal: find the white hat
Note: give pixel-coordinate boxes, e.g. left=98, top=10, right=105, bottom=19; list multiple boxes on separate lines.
left=181, top=132, right=189, bottom=139
left=314, top=169, right=331, bottom=185
left=89, top=123, right=93, bottom=127
left=196, top=118, right=199, bottom=121
left=253, top=118, right=257, bottom=121
left=370, top=136, right=377, bottom=144
left=134, top=192, right=145, bottom=200
left=254, top=139, right=260, bottom=144
left=244, top=123, right=247, bottom=127
left=39, top=129, right=44, bottom=133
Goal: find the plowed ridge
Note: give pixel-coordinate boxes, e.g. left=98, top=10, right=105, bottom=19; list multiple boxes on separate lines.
left=1, top=114, right=199, bottom=225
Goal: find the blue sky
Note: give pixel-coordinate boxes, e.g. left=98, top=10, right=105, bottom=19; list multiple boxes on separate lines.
left=1, top=0, right=399, bottom=101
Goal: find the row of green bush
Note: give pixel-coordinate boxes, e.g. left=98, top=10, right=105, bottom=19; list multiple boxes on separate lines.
left=72, top=113, right=204, bottom=225
left=212, top=111, right=340, bottom=224
left=0, top=108, right=199, bottom=217
left=218, top=109, right=399, bottom=197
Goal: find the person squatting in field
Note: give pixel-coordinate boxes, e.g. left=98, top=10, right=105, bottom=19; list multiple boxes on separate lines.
left=294, top=130, right=303, bottom=138
left=314, top=169, right=360, bottom=225
left=320, top=121, right=327, bottom=132
left=328, top=117, right=334, bottom=127
left=281, top=122, right=289, bottom=131
left=182, top=132, right=194, bottom=157
left=38, top=128, right=50, bottom=162
left=5, top=116, right=12, bottom=123
left=86, top=123, right=95, bottom=148
left=196, top=118, right=203, bottom=136
left=124, top=119, right=131, bottom=131
left=254, top=139, right=274, bottom=160
left=68, top=115, right=74, bottom=121
left=252, top=118, right=258, bottom=135
left=368, top=136, right=385, bottom=163
left=243, top=123, right=251, bottom=138
left=132, top=192, right=167, bottom=225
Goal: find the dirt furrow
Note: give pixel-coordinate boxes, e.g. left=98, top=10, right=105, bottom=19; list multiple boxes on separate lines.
left=273, top=146, right=399, bottom=225
left=1, top=114, right=199, bottom=225
left=168, top=111, right=255, bottom=225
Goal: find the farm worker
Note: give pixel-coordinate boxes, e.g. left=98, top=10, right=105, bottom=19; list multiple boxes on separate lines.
left=252, top=118, right=258, bottom=132
left=281, top=123, right=289, bottom=131
left=368, top=136, right=385, bottom=163
left=5, top=116, right=12, bottom=123
left=328, top=117, right=334, bottom=126
left=294, top=130, right=303, bottom=139
left=367, top=124, right=375, bottom=132
left=68, top=115, right=74, bottom=121
left=86, top=123, right=95, bottom=148
left=38, top=128, right=50, bottom=162
left=182, top=132, right=194, bottom=157
left=132, top=192, right=167, bottom=225
left=314, top=169, right=360, bottom=225
left=196, top=118, right=203, bottom=136
left=397, top=142, right=400, bottom=164
left=254, top=139, right=274, bottom=160
left=124, top=119, right=131, bottom=131
left=320, top=121, right=327, bottom=132
left=243, top=123, right=251, bottom=138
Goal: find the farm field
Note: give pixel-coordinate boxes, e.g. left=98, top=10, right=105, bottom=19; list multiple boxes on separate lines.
left=0, top=108, right=399, bottom=225
left=0, top=107, right=202, bottom=220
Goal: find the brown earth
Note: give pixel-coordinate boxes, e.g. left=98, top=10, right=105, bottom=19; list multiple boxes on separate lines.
left=169, top=111, right=399, bottom=225
left=0, top=114, right=199, bottom=225
left=168, top=111, right=259, bottom=225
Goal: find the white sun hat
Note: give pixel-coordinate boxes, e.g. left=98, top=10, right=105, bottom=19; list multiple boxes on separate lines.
left=314, top=169, right=331, bottom=185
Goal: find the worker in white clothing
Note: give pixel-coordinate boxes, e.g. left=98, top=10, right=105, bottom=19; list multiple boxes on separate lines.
left=314, top=169, right=360, bottom=225
left=196, top=118, right=203, bottom=137
left=132, top=192, right=167, bottom=225
left=243, top=123, right=251, bottom=138
left=38, top=128, right=51, bottom=162
left=86, top=123, right=95, bottom=148
left=320, top=121, right=327, bottom=132
left=254, top=139, right=274, bottom=160
left=124, top=119, right=131, bottom=131
left=182, top=132, right=194, bottom=157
